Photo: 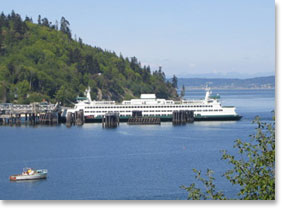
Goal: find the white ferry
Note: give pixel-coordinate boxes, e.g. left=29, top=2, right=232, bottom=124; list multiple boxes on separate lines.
left=66, top=87, right=241, bottom=122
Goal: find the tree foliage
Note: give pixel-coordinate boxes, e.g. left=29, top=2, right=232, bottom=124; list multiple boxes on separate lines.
left=181, top=116, right=275, bottom=200
left=171, top=74, right=178, bottom=88
left=0, top=11, right=178, bottom=105
left=180, top=84, right=185, bottom=98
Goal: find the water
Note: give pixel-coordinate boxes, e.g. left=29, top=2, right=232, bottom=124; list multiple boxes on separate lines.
left=0, top=89, right=275, bottom=200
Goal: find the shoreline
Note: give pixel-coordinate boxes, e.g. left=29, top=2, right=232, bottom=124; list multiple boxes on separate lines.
left=182, top=87, right=275, bottom=90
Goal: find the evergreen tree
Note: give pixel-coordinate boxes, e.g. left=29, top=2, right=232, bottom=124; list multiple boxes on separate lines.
left=37, top=15, right=41, bottom=25
left=55, top=20, right=58, bottom=30
left=60, top=16, right=71, bottom=39
left=78, top=37, right=83, bottom=47
left=172, top=75, right=178, bottom=88
left=41, top=18, right=49, bottom=27
left=180, top=84, right=185, bottom=98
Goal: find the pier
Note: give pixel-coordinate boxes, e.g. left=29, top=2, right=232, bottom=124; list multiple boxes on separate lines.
left=0, top=103, right=60, bottom=126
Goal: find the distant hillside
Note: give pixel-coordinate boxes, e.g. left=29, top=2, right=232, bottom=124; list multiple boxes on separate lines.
left=178, top=76, right=275, bottom=89
left=0, top=11, right=178, bottom=105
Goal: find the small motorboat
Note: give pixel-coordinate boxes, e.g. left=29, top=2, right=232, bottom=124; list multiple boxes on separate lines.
left=10, top=168, right=48, bottom=181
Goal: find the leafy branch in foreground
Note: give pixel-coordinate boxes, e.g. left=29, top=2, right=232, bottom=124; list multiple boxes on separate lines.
left=181, top=116, right=275, bottom=200
left=181, top=169, right=226, bottom=200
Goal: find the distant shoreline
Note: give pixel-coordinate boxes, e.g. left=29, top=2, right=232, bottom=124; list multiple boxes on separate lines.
left=177, top=76, right=275, bottom=91
left=182, top=87, right=275, bottom=90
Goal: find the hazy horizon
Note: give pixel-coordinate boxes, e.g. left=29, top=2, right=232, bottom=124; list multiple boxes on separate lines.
left=1, top=0, right=275, bottom=78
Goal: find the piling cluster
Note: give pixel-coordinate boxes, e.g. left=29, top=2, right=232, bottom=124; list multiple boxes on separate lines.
left=102, top=113, right=120, bottom=128
left=172, top=110, right=194, bottom=125
left=66, top=110, right=84, bottom=127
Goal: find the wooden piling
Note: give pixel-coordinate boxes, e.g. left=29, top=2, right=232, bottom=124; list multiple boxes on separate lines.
left=102, top=113, right=119, bottom=128
left=172, top=110, right=194, bottom=125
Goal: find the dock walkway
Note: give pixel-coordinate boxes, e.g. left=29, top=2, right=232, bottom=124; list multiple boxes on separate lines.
left=0, top=103, right=60, bottom=125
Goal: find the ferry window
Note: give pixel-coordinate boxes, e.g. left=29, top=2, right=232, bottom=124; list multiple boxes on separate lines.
left=219, top=109, right=223, bottom=111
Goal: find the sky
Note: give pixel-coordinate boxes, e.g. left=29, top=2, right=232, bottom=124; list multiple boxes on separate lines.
left=1, top=0, right=275, bottom=78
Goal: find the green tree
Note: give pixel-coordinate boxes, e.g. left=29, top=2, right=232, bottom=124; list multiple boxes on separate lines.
left=172, top=75, right=178, bottom=88
left=60, top=16, right=71, bottom=39
left=181, top=116, right=275, bottom=200
left=180, top=84, right=185, bottom=98
left=37, top=15, right=41, bottom=25
left=16, top=80, right=29, bottom=99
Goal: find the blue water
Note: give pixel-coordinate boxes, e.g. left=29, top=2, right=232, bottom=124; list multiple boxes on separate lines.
left=0, top=89, right=275, bottom=200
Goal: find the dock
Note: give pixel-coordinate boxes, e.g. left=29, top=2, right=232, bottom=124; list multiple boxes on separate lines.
left=0, top=103, right=60, bottom=126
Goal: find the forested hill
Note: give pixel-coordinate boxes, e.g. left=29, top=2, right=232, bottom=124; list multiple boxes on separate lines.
left=0, top=11, right=178, bottom=105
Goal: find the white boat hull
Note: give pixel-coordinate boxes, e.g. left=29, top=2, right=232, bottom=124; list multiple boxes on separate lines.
left=10, top=169, right=48, bottom=181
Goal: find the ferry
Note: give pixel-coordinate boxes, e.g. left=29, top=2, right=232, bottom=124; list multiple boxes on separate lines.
left=66, top=87, right=241, bottom=122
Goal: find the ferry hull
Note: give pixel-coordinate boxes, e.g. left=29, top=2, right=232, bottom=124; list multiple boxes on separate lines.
left=194, top=115, right=242, bottom=121
left=10, top=173, right=47, bottom=181
left=83, top=115, right=242, bottom=123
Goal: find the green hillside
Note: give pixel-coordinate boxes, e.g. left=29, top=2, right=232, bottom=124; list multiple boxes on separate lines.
left=0, top=11, right=178, bottom=105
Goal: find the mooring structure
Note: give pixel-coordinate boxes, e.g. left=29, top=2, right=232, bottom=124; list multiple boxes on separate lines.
left=0, top=103, right=60, bottom=126
left=172, top=110, right=194, bottom=125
